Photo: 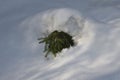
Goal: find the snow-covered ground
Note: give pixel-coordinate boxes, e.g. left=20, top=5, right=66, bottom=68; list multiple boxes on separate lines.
left=0, top=0, right=120, bottom=80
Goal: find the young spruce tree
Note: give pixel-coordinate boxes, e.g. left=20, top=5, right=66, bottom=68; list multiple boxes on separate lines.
left=38, top=30, right=75, bottom=57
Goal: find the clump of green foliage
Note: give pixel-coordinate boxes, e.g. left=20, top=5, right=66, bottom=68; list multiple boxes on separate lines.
left=38, top=30, right=75, bottom=57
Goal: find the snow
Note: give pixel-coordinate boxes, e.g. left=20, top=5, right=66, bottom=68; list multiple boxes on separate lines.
left=0, top=0, right=120, bottom=80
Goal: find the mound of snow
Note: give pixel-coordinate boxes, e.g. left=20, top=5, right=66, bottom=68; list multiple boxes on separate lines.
left=21, top=8, right=95, bottom=58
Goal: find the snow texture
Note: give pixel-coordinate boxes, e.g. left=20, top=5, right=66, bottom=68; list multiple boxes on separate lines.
left=0, top=0, right=120, bottom=80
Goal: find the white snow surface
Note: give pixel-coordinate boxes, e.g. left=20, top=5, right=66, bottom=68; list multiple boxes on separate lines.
left=0, top=0, right=120, bottom=80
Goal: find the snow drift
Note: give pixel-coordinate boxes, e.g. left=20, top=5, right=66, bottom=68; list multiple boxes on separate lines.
left=1, top=0, right=120, bottom=79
